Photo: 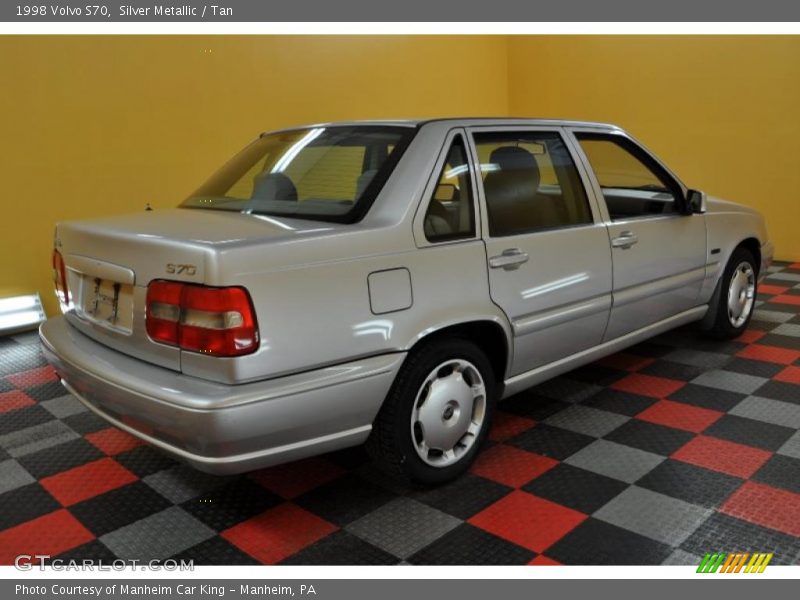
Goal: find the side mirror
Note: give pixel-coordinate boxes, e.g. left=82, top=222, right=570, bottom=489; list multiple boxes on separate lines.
left=686, top=189, right=706, bottom=214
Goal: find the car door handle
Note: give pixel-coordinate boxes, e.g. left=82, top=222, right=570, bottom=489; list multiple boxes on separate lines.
left=489, top=248, right=529, bottom=270
left=611, top=231, right=639, bottom=249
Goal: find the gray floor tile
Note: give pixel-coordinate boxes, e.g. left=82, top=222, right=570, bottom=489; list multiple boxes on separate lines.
left=765, top=272, right=800, bottom=283
left=752, top=309, right=795, bottom=324
left=40, top=394, right=87, bottom=419
left=777, top=430, right=800, bottom=460
left=544, top=405, right=630, bottom=438
left=564, top=440, right=665, bottom=483
left=662, top=548, right=702, bottom=566
left=0, top=459, right=35, bottom=495
left=730, top=396, right=800, bottom=429
left=346, top=497, right=461, bottom=559
left=771, top=323, right=800, bottom=337
left=595, top=486, right=711, bottom=546
left=691, top=370, right=767, bottom=395
left=664, top=349, right=731, bottom=370
left=100, top=506, right=215, bottom=561
left=0, top=421, right=79, bottom=458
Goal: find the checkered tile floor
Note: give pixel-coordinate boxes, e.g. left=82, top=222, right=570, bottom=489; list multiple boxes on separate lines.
left=2, top=262, right=800, bottom=566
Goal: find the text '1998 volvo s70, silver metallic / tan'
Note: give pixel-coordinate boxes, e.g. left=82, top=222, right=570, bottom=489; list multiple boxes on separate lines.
left=40, top=118, right=773, bottom=484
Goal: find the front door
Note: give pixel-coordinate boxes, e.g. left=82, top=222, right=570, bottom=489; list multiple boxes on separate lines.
left=571, top=131, right=707, bottom=341
left=470, top=128, right=613, bottom=376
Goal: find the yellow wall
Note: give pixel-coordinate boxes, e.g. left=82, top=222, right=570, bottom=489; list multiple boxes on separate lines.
left=508, top=36, right=800, bottom=261
left=0, top=36, right=508, bottom=315
left=3, top=35, right=799, bottom=317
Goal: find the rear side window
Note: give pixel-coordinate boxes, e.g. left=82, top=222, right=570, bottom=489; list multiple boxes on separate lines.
left=182, top=126, right=415, bottom=224
left=575, top=133, right=682, bottom=220
left=473, top=131, right=593, bottom=237
left=423, top=135, right=476, bottom=242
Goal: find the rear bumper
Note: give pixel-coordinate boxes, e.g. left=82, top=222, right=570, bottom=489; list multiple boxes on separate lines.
left=39, top=317, right=404, bottom=474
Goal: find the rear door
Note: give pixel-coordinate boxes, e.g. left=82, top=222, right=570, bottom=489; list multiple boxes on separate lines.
left=468, top=126, right=613, bottom=376
left=569, top=129, right=707, bottom=341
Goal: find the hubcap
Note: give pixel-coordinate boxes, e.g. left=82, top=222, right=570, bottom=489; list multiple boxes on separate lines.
left=727, top=261, right=756, bottom=328
left=410, top=359, right=487, bottom=468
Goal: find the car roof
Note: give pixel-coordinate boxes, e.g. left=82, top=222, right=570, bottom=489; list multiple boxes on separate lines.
left=263, top=117, right=622, bottom=135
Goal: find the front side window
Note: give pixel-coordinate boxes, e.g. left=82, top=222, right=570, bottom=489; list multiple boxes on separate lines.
left=473, top=131, right=593, bottom=237
left=423, top=135, right=475, bottom=242
left=575, top=133, right=681, bottom=220
left=182, top=126, right=415, bottom=223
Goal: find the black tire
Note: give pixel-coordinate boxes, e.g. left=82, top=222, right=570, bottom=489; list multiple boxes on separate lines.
left=704, top=247, right=758, bottom=340
left=366, top=337, right=496, bottom=485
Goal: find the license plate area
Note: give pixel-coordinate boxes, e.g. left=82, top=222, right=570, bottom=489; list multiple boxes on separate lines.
left=77, top=275, right=134, bottom=334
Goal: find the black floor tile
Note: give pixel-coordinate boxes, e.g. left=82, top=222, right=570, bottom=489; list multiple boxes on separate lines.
left=567, top=364, right=627, bottom=386
left=681, top=512, right=800, bottom=566
left=546, top=518, right=672, bottom=565
left=409, top=523, right=534, bottom=565
left=752, top=380, right=800, bottom=405
left=758, top=334, right=800, bottom=351
left=24, top=381, right=67, bottom=402
left=636, top=460, right=743, bottom=508
left=500, top=395, right=571, bottom=421
left=172, top=536, right=261, bottom=566
left=522, top=463, right=628, bottom=514
left=114, top=445, right=178, bottom=478
left=751, top=455, right=800, bottom=494
left=17, top=438, right=104, bottom=479
left=604, top=420, right=694, bottom=456
left=294, top=473, right=396, bottom=527
left=62, top=411, right=111, bottom=435
left=70, top=481, right=172, bottom=536
left=724, top=357, right=785, bottom=379
left=181, top=478, right=283, bottom=531
left=507, top=424, right=595, bottom=461
left=0, top=483, right=61, bottom=530
left=667, top=383, right=746, bottom=412
left=412, top=474, right=512, bottom=520
left=583, top=389, right=658, bottom=417
left=639, top=360, right=706, bottom=382
left=51, top=540, right=118, bottom=563
left=280, top=530, right=397, bottom=565
left=703, top=415, right=796, bottom=452
left=0, top=405, right=54, bottom=436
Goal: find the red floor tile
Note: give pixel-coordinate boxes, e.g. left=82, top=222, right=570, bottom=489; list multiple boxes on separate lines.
left=737, top=344, right=800, bottom=365
left=775, top=365, right=800, bottom=385
left=720, top=481, right=800, bottom=537
left=596, top=353, right=655, bottom=372
left=736, top=329, right=766, bottom=344
left=469, top=490, right=587, bottom=553
left=5, top=366, right=57, bottom=388
left=610, top=373, right=685, bottom=398
left=0, top=510, right=94, bottom=565
left=0, top=390, right=35, bottom=413
left=222, top=503, right=337, bottom=564
left=529, top=554, right=562, bottom=565
left=85, top=427, right=144, bottom=455
left=471, top=444, right=558, bottom=488
left=672, top=435, right=772, bottom=478
left=637, top=399, right=723, bottom=433
left=40, top=458, right=137, bottom=506
left=489, top=412, right=537, bottom=442
left=249, top=457, right=345, bottom=499
left=770, top=294, right=800, bottom=306
left=758, top=284, right=789, bottom=295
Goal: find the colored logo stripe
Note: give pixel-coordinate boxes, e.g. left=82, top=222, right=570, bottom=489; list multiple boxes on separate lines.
left=697, top=552, right=773, bottom=573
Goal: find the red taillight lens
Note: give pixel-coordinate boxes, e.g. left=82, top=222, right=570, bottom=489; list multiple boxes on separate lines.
left=145, top=280, right=259, bottom=357
left=52, top=249, right=70, bottom=307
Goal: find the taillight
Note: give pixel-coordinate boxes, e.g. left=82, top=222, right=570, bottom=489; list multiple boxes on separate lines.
left=145, top=280, right=259, bottom=357
left=52, top=249, right=70, bottom=307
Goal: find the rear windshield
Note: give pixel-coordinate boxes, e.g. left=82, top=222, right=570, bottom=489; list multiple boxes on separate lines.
left=181, top=125, right=416, bottom=223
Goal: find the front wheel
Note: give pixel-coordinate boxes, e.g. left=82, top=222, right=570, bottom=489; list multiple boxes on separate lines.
left=366, top=338, right=496, bottom=485
left=704, top=247, right=758, bottom=339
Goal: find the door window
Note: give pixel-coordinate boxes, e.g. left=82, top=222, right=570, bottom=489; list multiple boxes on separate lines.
left=473, top=131, right=593, bottom=237
left=423, top=135, right=476, bottom=242
left=575, top=133, right=682, bottom=220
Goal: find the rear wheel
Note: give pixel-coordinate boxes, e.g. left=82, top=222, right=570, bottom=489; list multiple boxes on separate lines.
left=366, top=338, right=496, bottom=485
left=705, top=247, right=758, bottom=339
